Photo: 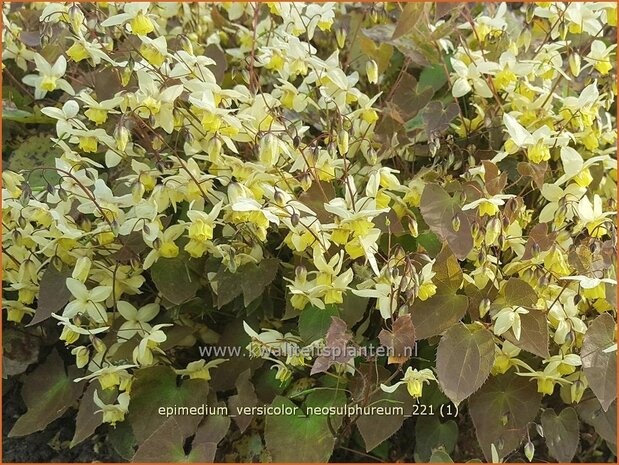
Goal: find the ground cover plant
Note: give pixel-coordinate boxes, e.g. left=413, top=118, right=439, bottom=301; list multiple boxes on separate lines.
left=1, top=2, right=617, bottom=463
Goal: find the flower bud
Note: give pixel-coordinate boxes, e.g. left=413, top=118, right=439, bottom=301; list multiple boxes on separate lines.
left=290, top=212, right=300, bottom=227
left=524, top=441, right=535, bottom=462
left=295, top=265, right=307, bottom=283
left=485, top=217, right=502, bottom=244
left=570, top=378, right=586, bottom=403
left=452, top=214, right=461, bottom=232
left=114, top=124, right=131, bottom=152
left=337, top=129, right=349, bottom=156
left=336, top=28, right=347, bottom=49
left=366, top=59, right=378, bottom=84
left=569, top=53, right=581, bottom=77
left=68, top=4, right=84, bottom=33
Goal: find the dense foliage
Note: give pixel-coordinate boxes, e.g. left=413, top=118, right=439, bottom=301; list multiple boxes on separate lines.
left=2, top=2, right=617, bottom=462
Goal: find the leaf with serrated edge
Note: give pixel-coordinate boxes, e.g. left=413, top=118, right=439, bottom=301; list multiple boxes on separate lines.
left=432, top=244, right=463, bottom=294
left=581, top=313, right=617, bottom=411
left=436, top=324, right=495, bottom=404
left=379, top=314, right=415, bottom=357
left=410, top=294, right=468, bottom=340
left=469, top=373, right=541, bottom=461
left=540, top=408, right=579, bottom=462
left=420, top=184, right=473, bottom=259
left=133, top=417, right=215, bottom=463
left=504, top=310, right=550, bottom=358
left=9, top=351, right=84, bottom=437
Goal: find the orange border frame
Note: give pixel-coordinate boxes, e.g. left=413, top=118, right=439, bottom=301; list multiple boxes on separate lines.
left=0, top=1, right=617, bottom=464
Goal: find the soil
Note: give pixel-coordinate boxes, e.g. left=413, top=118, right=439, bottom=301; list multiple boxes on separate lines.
left=2, top=379, right=124, bottom=463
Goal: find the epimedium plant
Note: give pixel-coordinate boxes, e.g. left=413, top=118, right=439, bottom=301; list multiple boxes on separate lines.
left=1, top=2, right=617, bottom=463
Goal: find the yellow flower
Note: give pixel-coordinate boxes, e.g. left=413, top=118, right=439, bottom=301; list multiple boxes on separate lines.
left=527, top=140, right=550, bottom=164
left=417, top=283, right=437, bottom=301
left=177, top=359, right=227, bottom=381
left=159, top=241, right=179, bottom=258
left=84, top=108, right=108, bottom=125
left=188, top=220, right=213, bottom=242
left=79, top=136, right=98, bottom=153
left=380, top=367, right=436, bottom=399
left=67, top=42, right=90, bottom=62
left=573, top=168, right=593, bottom=187
left=130, top=11, right=154, bottom=36
left=479, top=200, right=499, bottom=217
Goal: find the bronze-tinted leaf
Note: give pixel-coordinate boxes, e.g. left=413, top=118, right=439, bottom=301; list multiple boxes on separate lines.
left=379, top=314, right=415, bottom=357
left=469, top=373, right=541, bottom=461
left=70, top=382, right=113, bottom=447
left=356, top=385, right=415, bottom=452
left=2, top=327, right=40, bottom=376
left=522, top=223, right=557, bottom=260
left=576, top=397, right=616, bottom=446
left=227, top=369, right=258, bottom=433
left=436, top=324, right=495, bottom=404
left=540, top=407, right=579, bottom=462
left=392, top=3, right=424, bottom=40
left=503, top=309, right=550, bottom=358
left=420, top=184, right=473, bottom=259
left=482, top=160, right=507, bottom=195
left=581, top=313, right=617, bottom=411
left=503, top=277, right=537, bottom=308
left=311, top=317, right=352, bottom=375
left=133, top=417, right=216, bottom=463
left=28, top=264, right=71, bottom=326
left=410, top=293, right=468, bottom=340
left=432, top=243, right=463, bottom=294
left=517, top=161, right=547, bottom=189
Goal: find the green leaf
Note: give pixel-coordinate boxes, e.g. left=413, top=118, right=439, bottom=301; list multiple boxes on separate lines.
left=9, top=351, right=84, bottom=437
left=414, top=416, right=458, bottom=462
left=436, top=323, right=495, bottom=404
left=410, top=293, right=468, bottom=340
left=29, top=264, right=71, bottom=326
left=432, top=243, right=463, bottom=294
left=420, top=184, right=473, bottom=259
left=503, top=309, right=550, bottom=358
left=299, top=304, right=339, bottom=344
left=429, top=449, right=454, bottom=463
left=150, top=252, right=201, bottom=306
left=7, top=135, right=61, bottom=188
left=540, top=407, right=579, bottom=462
left=264, top=392, right=345, bottom=462
left=133, top=417, right=216, bottom=463
left=469, top=373, right=542, bottom=461
left=582, top=313, right=617, bottom=411
left=416, top=230, right=442, bottom=256
left=419, top=63, right=448, bottom=92
left=127, top=365, right=209, bottom=444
